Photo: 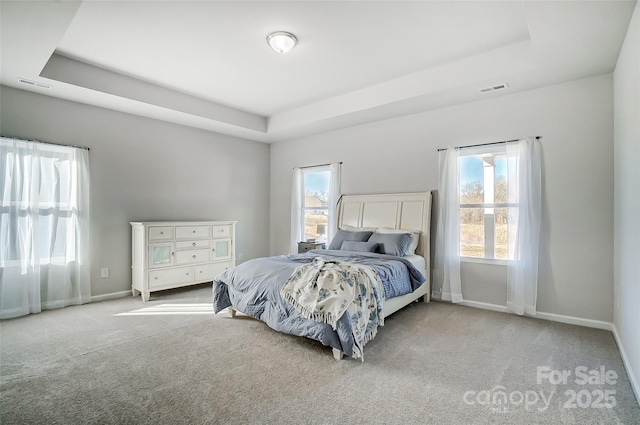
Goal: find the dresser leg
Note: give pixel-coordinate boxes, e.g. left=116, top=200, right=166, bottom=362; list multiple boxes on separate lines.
left=228, top=307, right=236, bottom=318
left=141, top=292, right=150, bottom=302
left=132, top=288, right=141, bottom=297
left=332, top=348, right=344, bottom=360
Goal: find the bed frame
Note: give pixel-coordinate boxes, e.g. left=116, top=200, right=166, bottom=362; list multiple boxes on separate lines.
left=229, top=191, right=433, bottom=360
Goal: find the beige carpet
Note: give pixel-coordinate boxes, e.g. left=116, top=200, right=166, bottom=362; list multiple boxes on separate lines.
left=1, top=284, right=638, bottom=425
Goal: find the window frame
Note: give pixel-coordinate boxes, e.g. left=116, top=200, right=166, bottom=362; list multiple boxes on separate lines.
left=298, top=165, right=331, bottom=244
left=458, top=144, right=517, bottom=264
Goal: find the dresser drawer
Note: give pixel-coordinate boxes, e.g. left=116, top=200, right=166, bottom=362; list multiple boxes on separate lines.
left=149, top=266, right=194, bottom=289
left=212, top=225, right=232, bottom=238
left=176, top=240, right=211, bottom=249
left=175, top=248, right=211, bottom=265
left=176, top=225, right=210, bottom=239
left=148, top=226, right=174, bottom=241
left=195, top=262, right=231, bottom=281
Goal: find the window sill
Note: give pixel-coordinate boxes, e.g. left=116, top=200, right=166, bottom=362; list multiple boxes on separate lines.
left=461, top=257, right=509, bottom=266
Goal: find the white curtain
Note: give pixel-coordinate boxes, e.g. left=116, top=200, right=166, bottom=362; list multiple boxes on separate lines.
left=290, top=167, right=303, bottom=254
left=506, top=137, right=542, bottom=315
left=434, top=148, right=463, bottom=303
left=327, top=162, right=341, bottom=244
left=0, top=138, right=91, bottom=319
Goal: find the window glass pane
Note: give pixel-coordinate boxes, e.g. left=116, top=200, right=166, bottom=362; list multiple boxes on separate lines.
left=459, top=155, right=484, bottom=204
left=304, top=209, right=328, bottom=243
left=303, top=169, right=330, bottom=243
left=494, top=207, right=509, bottom=259
left=39, top=157, right=57, bottom=206
left=460, top=207, right=484, bottom=258
left=57, top=160, right=71, bottom=206
left=303, top=171, right=329, bottom=207
left=1, top=143, right=81, bottom=265
left=494, top=156, right=508, bottom=204
left=458, top=148, right=519, bottom=260
left=39, top=158, right=72, bottom=208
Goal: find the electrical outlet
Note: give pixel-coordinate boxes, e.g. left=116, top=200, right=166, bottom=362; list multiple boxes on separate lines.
left=101, top=268, right=109, bottom=278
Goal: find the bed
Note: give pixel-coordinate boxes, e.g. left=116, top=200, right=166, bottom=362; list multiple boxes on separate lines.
left=213, top=191, right=432, bottom=359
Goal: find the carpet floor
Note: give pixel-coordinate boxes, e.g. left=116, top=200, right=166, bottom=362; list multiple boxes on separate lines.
left=1, top=284, right=638, bottom=425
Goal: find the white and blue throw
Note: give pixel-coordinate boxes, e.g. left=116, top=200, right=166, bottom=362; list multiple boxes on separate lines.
left=280, top=257, right=385, bottom=360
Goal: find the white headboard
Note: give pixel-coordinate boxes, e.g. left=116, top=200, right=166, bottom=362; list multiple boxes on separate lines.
left=336, top=191, right=432, bottom=277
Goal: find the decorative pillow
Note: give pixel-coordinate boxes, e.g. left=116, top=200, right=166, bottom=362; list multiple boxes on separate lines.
left=376, top=228, right=421, bottom=256
left=368, top=233, right=412, bottom=257
left=328, top=229, right=374, bottom=250
left=340, top=241, right=379, bottom=253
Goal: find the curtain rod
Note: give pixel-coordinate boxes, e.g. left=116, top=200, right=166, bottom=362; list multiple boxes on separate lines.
left=1, top=135, right=90, bottom=151
left=295, top=161, right=343, bottom=170
left=437, top=136, right=541, bottom=152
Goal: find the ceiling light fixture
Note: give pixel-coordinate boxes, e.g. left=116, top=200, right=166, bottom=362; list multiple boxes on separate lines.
left=266, top=31, right=297, bottom=54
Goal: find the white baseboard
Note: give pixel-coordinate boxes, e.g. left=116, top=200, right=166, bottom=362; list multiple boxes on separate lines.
left=612, top=324, right=640, bottom=405
left=458, top=300, right=510, bottom=314
left=534, top=311, right=614, bottom=331
left=91, top=290, right=131, bottom=303
left=455, top=299, right=614, bottom=331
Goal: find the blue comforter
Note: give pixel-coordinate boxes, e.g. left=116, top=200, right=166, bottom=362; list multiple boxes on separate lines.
left=213, top=250, right=425, bottom=357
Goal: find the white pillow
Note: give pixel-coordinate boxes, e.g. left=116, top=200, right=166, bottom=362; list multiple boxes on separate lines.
left=340, top=224, right=377, bottom=232
left=376, top=227, right=420, bottom=256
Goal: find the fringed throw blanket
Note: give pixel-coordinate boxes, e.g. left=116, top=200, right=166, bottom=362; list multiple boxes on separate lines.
left=281, top=257, right=384, bottom=360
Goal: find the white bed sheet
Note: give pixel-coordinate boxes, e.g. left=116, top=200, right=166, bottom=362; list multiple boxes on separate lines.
left=404, top=255, right=426, bottom=274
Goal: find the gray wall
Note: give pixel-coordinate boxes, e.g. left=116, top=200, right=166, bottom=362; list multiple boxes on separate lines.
left=271, top=74, right=614, bottom=323
left=613, top=2, right=640, bottom=399
left=0, top=85, right=270, bottom=297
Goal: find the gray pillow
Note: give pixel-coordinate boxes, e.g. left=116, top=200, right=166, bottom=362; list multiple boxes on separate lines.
left=340, top=241, right=379, bottom=253
left=328, top=229, right=373, bottom=250
left=368, top=233, right=412, bottom=256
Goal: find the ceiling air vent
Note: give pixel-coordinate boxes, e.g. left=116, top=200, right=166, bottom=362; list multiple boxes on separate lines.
left=17, top=78, right=51, bottom=89
left=479, top=83, right=508, bottom=93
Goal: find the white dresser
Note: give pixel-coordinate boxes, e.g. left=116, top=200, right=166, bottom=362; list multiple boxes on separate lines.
left=130, top=221, right=236, bottom=301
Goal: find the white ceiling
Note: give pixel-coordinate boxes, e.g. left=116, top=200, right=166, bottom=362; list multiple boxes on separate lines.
left=1, top=1, right=636, bottom=143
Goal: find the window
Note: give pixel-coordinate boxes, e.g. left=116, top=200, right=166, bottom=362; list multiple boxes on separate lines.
left=301, top=167, right=330, bottom=243
left=1, top=145, right=79, bottom=265
left=435, top=137, right=542, bottom=313
left=291, top=163, right=340, bottom=253
left=0, top=137, right=91, bottom=318
left=458, top=145, right=517, bottom=260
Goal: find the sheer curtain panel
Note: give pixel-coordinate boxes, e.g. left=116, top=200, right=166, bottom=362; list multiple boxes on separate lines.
left=506, top=137, right=542, bottom=315
left=290, top=167, right=303, bottom=254
left=434, top=148, right=463, bottom=303
left=0, top=138, right=91, bottom=319
left=327, top=163, right=341, bottom=244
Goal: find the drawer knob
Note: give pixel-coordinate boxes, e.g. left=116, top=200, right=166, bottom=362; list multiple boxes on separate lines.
left=192, top=243, right=196, bottom=247
left=192, top=255, right=197, bottom=259
left=192, top=230, right=196, bottom=233
left=154, top=277, right=158, bottom=280
left=186, top=272, right=189, bottom=275
left=160, top=231, right=163, bottom=235
left=199, top=270, right=203, bottom=274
